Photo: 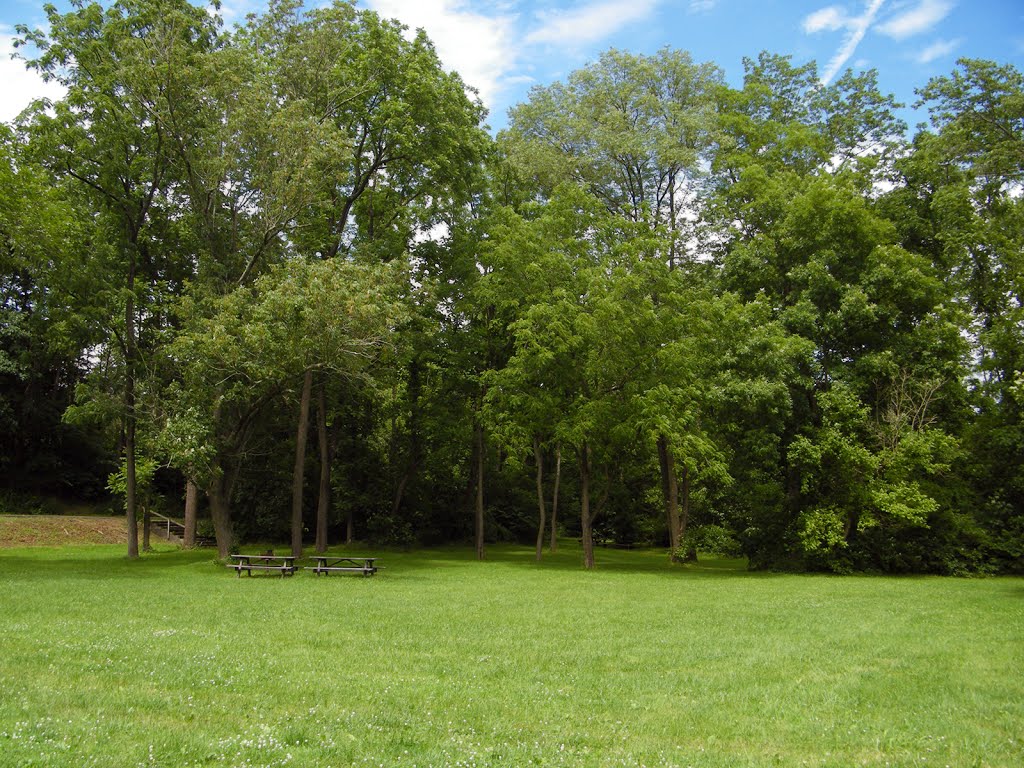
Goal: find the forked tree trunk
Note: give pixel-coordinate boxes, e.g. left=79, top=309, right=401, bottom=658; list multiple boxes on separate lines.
left=208, top=471, right=235, bottom=559
left=183, top=480, right=199, bottom=548
left=657, top=434, right=682, bottom=556
left=315, top=381, right=330, bottom=554
left=291, top=369, right=313, bottom=558
left=580, top=443, right=595, bottom=570
left=534, top=435, right=546, bottom=562
left=550, top=444, right=561, bottom=553
left=475, top=421, right=485, bottom=561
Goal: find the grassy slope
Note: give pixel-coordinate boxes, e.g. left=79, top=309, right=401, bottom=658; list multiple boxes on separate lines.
left=0, top=543, right=1021, bottom=767
left=0, top=516, right=126, bottom=547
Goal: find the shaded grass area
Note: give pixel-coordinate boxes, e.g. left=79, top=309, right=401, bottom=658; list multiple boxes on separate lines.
left=1, top=543, right=1022, bottom=767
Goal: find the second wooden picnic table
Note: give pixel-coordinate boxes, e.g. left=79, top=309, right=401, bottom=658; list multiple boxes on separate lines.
left=307, top=555, right=378, bottom=576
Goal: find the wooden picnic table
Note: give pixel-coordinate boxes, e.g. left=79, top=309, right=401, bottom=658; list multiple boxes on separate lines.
left=229, top=553, right=298, bottom=577
left=307, top=555, right=378, bottom=576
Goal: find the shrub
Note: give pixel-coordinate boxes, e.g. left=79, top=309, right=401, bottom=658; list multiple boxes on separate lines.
left=681, top=524, right=743, bottom=558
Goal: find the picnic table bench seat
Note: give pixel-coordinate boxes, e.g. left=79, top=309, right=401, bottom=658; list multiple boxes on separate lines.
left=307, top=555, right=378, bottom=576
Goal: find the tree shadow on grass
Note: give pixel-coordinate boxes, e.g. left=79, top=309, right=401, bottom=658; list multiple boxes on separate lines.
left=0, top=545, right=221, bottom=581
left=354, top=542, right=761, bottom=579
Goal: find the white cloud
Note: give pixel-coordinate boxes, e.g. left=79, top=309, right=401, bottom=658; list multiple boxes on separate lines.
left=0, top=27, right=66, bottom=124
left=688, top=0, right=718, bottom=12
left=803, top=6, right=850, bottom=34
left=915, top=37, right=961, bottom=63
left=366, top=0, right=518, bottom=113
left=525, top=0, right=660, bottom=47
left=877, top=0, right=954, bottom=40
left=801, top=0, right=886, bottom=85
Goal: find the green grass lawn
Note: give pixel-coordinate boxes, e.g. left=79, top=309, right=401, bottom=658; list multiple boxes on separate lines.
left=1, top=543, right=1021, bottom=767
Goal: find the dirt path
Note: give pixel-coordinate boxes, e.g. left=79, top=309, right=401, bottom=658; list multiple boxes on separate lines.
left=0, top=515, right=126, bottom=547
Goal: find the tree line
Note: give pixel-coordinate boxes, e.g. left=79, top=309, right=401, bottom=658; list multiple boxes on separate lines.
left=1, top=0, right=1021, bottom=573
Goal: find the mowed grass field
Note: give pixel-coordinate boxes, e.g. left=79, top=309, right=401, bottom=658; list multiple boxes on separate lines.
left=1, top=542, right=1022, bottom=768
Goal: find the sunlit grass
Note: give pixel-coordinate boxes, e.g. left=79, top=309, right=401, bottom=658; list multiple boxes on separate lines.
left=1, top=543, right=1022, bottom=767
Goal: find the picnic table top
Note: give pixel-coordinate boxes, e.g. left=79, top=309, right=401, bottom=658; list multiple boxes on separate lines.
left=230, top=554, right=297, bottom=561
left=314, top=555, right=376, bottom=561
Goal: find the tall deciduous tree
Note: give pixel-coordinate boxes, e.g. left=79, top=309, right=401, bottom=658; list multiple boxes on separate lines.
left=503, top=48, right=727, bottom=553
left=17, top=0, right=220, bottom=557
left=243, top=0, right=489, bottom=551
left=710, top=54, right=967, bottom=569
left=911, top=59, right=1024, bottom=570
left=483, top=185, right=664, bottom=568
left=160, top=260, right=404, bottom=557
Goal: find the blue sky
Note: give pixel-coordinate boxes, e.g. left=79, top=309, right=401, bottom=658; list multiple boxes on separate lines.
left=2, top=0, right=1022, bottom=131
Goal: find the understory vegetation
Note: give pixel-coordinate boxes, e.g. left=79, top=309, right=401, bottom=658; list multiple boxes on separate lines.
left=1, top=0, right=1022, bottom=572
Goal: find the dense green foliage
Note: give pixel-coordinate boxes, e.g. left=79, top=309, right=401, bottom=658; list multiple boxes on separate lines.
left=2, top=0, right=1022, bottom=571
left=1, top=543, right=1022, bottom=766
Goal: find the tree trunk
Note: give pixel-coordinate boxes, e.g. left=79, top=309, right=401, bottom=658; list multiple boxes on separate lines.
left=668, top=176, right=677, bottom=271
left=315, top=381, right=330, bottom=554
left=679, top=461, right=696, bottom=561
left=391, top=466, right=414, bottom=517
left=657, top=434, right=681, bottom=556
left=580, top=443, right=595, bottom=569
left=123, top=414, right=139, bottom=557
left=534, top=435, right=546, bottom=562
left=550, top=443, right=561, bottom=553
left=124, top=268, right=139, bottom=559
left=208, top=471, right=234, bottom=559
left=475, top=421, right=485, bottom=561
left=183, top=480, right=198, bottom=548
left=142, top=505, right=151, bottom=551
left=391, top=360, right=421, bottom=519
left=291, top=369, right=313, bottom=558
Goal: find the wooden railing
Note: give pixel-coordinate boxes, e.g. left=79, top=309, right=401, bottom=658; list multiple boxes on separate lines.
left=150, top=511, right=186, bottom=541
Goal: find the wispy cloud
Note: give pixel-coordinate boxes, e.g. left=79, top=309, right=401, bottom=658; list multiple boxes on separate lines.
left=366, top=1, right=519, bottom=112
left=525, top=0, right=660, bottom=47
left=915, top=37, right=961, bottom=63
left=688, top=0, right=718, bottom=12
left=877, top=0, right=954, bottom=40
left=802, top=0, right=887, bottom=85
